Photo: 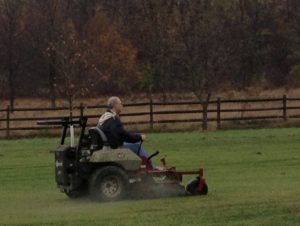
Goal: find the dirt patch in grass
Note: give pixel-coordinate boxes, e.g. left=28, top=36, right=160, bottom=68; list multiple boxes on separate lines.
left=290, top=209, right=300, bottom=216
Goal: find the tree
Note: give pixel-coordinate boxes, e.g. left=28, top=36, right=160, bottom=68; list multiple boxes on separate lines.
left=176, top=0, right=237, bottom=130
left=106, top=0, right=182, bottom=99
left=85, top=9, right=139, bottom=94
left=0, top=0, right=26, bottom=109
left=235, top=0, right=262, bottom=88
left=28, top=0, right=69, bottom=107
left=286, top=0, right=300, bottom=86
left=257, top=0, right=292, bottom=87
left=46, top=20, right=98, bottom=118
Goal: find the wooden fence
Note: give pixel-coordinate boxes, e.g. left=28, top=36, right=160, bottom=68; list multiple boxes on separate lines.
left=1, top=95, right=300, bottom=137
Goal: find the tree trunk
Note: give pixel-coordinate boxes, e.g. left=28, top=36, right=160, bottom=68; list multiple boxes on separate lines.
left=8, top=21, right=15, bottom=110
left=49, top=57, right=56, bottom=108
left=201, top=93, right=211, bottom=131
left=202, top=102, right=208, bottom=130
left=8, top=67, right=15, bottom=110
left=68, top=94, right=73, bottom=120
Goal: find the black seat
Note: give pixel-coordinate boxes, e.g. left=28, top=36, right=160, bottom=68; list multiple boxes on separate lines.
left=88, top=127, right=110, bottom=151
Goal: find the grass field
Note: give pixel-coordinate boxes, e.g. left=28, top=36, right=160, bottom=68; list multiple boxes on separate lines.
left=0, top=128, right=300, bottom=226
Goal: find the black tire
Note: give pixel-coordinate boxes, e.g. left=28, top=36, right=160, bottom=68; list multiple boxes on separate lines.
left=186, top=179, right=208, bottom=195
left=89, top=166, right=129, bottom=202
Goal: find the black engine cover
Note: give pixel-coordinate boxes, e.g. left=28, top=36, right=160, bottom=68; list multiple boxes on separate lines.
left=55, top=145, right=75, bottom=186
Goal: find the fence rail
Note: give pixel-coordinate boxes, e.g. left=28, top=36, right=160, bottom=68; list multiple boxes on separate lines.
left=1, top=95, right=300, bottom=136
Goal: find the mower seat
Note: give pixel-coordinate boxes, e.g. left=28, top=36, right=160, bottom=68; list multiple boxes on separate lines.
left=89, top=127, right=110, bottom=152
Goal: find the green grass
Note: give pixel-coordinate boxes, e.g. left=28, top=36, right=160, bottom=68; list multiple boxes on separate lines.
left=0, top=128, right=300, bottom=226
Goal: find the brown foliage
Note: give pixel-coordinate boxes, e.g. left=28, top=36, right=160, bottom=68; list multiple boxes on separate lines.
left=1, top=0, right=300, bottom=107
left=85, top=10, right=139, bottom=94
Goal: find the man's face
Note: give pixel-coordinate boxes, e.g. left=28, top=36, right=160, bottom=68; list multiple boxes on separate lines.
left=113, top=98, right=123, bottom=114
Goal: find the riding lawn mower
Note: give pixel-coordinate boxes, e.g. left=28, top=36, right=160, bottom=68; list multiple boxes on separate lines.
left=38, top=117, right=208, bottom=202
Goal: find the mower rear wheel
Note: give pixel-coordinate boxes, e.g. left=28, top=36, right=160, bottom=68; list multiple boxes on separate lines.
left=186, top=179, right=208, bottom=195
left=89, top=166, right=129, bottom=202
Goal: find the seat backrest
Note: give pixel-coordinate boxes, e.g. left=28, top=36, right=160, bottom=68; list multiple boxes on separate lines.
left=89, top=127, right=110, bottom=151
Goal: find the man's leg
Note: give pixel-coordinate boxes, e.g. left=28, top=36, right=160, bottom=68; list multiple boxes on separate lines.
left=121, top=142, right=149, bottom=158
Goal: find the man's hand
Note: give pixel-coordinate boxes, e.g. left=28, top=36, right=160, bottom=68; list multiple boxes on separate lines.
left=141, top=134, right=146, bottom=141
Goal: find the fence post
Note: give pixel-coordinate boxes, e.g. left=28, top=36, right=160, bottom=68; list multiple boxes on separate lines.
left=149, top=97, right=153, bottom=130
left=283, top=95, right=287, bottom=121
left=80, top=103, right=84, bottom=118
left=217, top=97, right=221, bottom=129
left=6, top=105, right=10, bottom=138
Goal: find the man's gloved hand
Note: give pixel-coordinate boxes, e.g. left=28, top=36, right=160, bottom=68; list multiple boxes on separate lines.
left=141, top=134, right=146, bottom=141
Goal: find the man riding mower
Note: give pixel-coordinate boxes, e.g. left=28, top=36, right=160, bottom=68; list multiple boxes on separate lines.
left=37, top=97, right=208, bottom=202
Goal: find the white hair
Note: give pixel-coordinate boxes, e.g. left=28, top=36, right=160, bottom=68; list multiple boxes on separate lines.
left=107, top=96, right=121, bottom=109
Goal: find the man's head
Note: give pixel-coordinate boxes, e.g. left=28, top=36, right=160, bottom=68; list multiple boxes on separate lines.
left=107, top=96, right=123, bottom=114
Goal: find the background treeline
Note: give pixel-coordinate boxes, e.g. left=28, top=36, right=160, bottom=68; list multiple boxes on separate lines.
left=1, top=0, right=300, bottom=109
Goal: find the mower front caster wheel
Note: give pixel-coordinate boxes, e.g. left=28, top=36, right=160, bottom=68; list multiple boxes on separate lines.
left=186, top=179, right=208, bottom=195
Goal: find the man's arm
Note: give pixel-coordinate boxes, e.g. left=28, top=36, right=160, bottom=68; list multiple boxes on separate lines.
left=119, top=125, right=142, bottom=143
left=115, top=118, right=142, bottom=143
